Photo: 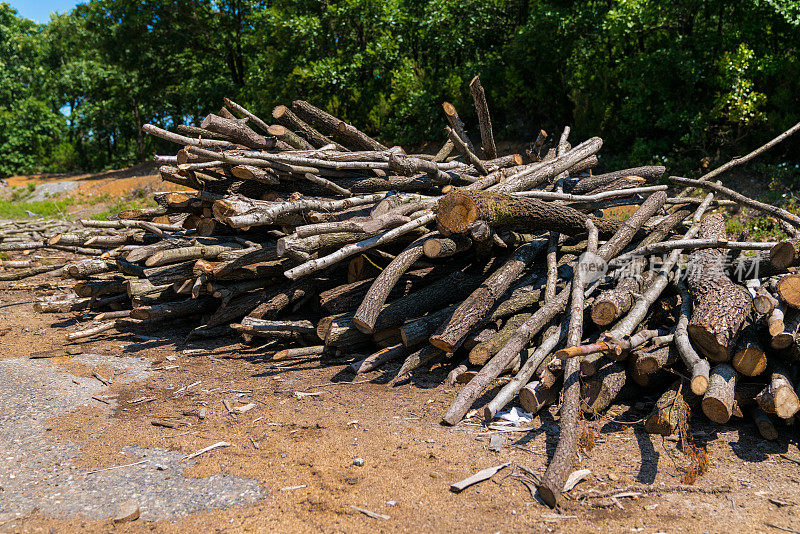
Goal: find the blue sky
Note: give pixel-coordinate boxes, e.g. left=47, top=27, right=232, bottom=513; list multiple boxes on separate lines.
left=10, top=0, right=81, bottom=23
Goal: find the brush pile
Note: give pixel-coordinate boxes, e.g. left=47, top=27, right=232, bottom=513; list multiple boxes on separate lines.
left=20, top=76, right=800, bottom=506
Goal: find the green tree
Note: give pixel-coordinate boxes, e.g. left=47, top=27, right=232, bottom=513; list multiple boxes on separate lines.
left=0, top=3, right=64, bottom=177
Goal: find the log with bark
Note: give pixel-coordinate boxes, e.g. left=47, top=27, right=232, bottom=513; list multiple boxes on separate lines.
left=685, top=214, right=752, bottom=362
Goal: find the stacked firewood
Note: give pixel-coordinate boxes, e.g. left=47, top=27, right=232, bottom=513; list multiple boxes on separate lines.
left=0, top=219, right=113, bottom=280
left=28, top=77, right=800, bottom=506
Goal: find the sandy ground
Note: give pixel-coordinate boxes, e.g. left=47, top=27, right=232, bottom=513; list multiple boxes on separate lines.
left=0, top=268, right=799, bottom=534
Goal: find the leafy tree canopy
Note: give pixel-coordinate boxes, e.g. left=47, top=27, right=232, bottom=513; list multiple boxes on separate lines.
left=1, top=0, right=799, bottom=178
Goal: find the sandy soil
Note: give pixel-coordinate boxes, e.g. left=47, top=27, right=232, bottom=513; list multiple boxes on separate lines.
left=0, top=267, right=799, bottom=534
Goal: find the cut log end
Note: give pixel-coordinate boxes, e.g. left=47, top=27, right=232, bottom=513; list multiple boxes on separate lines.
left=691, top=375, right=709, bottom=396
left=636, top=356, right=659, bottom=376
left=267, top=124, right=286, bottom=136
left=732, top=347, right=767, bottom=377
left=591, top=301, right=618, bottom=326
left=468, top=346, right=491, bottom=366
left=272, top=105, right=288, bottom=119
left=536, top=486, right=559, bottom=508
left=436, top=193, right=478, bottom=234
left=429, top=336, right=457, bottom=353
left=687, top=325, right=730, bottom=363
left=702, top=363, right=737, bottom=423
left=775, top=388, right=800, bottom=419
left=352, top=317, right=374, bottom=335
left=423, top=240, right=444, bottom=258
left=769, top=321, right=788, bottom=340
left=778, top=274, right=800, bottom=308
left=519, top=381, right=558, bottom=415
left=701, top=397, right=733, bottom=424
left=770, top=241, right=799, bottom=270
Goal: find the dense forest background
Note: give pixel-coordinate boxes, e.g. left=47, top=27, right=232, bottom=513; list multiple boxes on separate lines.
left=2, top=0, right=800, bottom=179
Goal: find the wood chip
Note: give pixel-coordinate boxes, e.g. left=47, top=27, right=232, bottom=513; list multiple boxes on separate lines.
left=84, top=460, right=149, bottom=476
left=450, top=462, right=511, bottom=493
left=128, top=396, right=157, bottom=404
left=233, top=403, right=256, bottom=414
left=563, top=468, right=592, bottom=492
left=293, top=391, right=323, bottom=399
left=173, top=380, right=201, bottom=395
left=766, top=523, right=800, bottom=534
left=781, top=453, right=800, bottom=465
left=151, top=420, right=179, bottom=429
left=91, top=370, right=111, bottom=386
left=29, top=350, right=66, bottom=359
left=612, top=491, right=642, bottom=499
left=350, top=505, right=389, bottom=520
left=488, top=435, right=505, bottom=451
left=112, top=500, right=140, bottom=523
left=179, top=441, right=231, bottom=462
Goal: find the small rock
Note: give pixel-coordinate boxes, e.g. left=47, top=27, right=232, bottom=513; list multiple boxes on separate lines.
left=608, top=473, right=619, bottom=481
left=353, top=457, right=364, bottom=467
left=488, top=435, right=505, bottom=452
left=386, top=500, right=397, bottom=506
left=112, top=500, right=140, bottom=523
left=65, top=347, right=83, bottom=355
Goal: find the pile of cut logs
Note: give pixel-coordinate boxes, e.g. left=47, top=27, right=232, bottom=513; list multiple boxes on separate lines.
left=19, top=77, right=800, bottom=506
left=0, top=219, right=107, bottom=281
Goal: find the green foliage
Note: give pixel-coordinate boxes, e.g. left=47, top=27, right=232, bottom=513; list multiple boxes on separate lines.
left=8, top=182, right=37, bottom=202
left=0, top=197, right=75, bottom=218
left=0, top=4, right=65, bottom=177
left=0, top=0, right=799, bottom=179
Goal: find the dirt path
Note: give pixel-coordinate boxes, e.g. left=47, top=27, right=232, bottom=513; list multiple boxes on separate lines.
left=2, top=163, right=182, bottom=221
left=1, top=272, right=799, bottom=533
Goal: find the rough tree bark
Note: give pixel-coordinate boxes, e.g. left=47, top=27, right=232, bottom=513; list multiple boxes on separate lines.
left=429, top=238, right=547, bottom=352
left=435, top=191, right=620, bottom=237
left=469, top=75, right=497, bottom=159
left=702, top=363, right=738, bottom=423
left=685, top=214, right=751, bottom=362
